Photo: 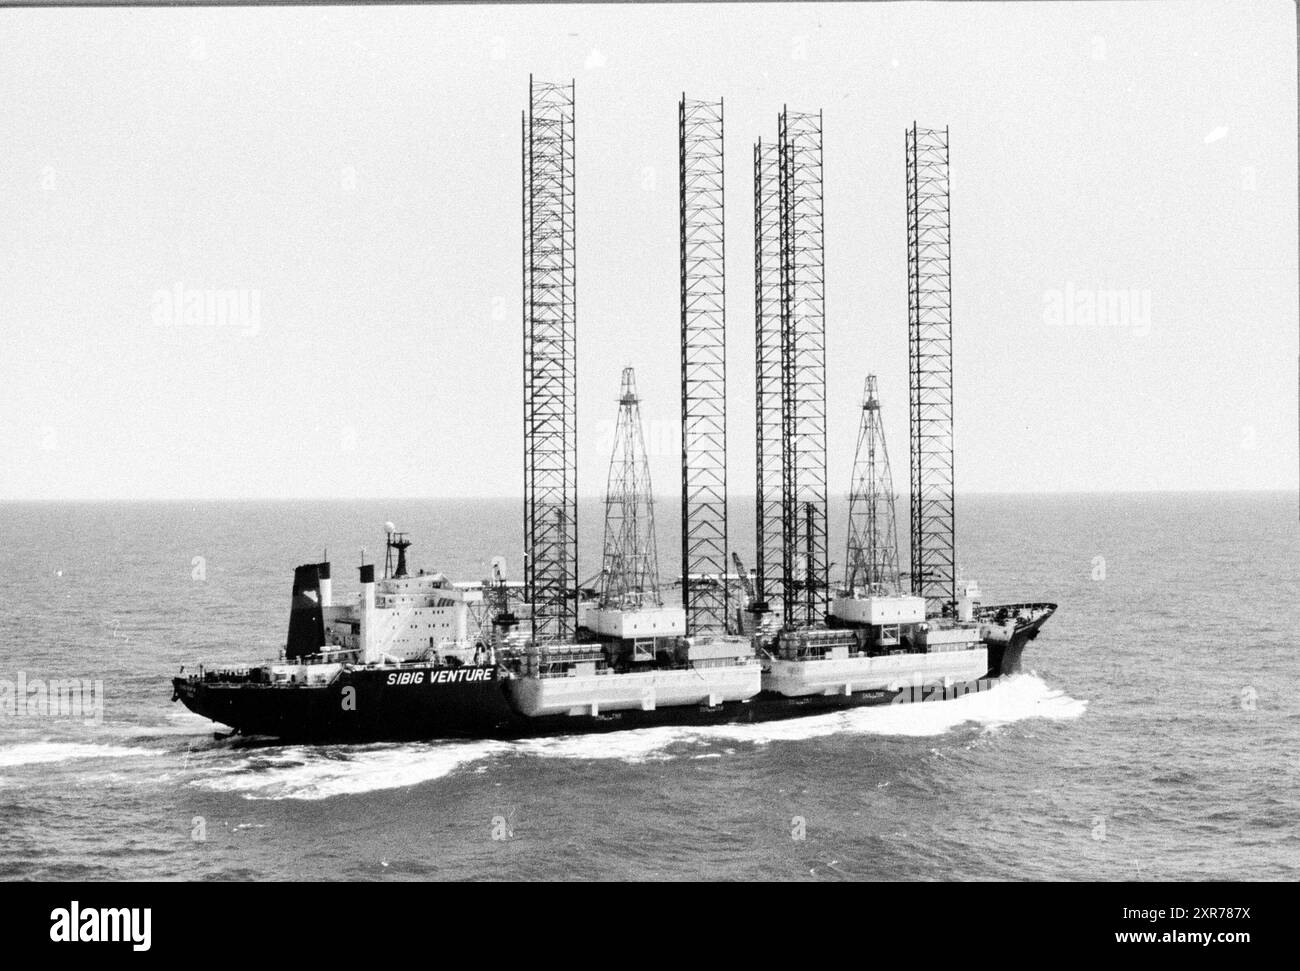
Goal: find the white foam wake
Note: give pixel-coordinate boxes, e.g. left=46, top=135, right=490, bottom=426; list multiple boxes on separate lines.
left=0, top=741, right=163, bottom=768
left=192, top=740, right=513, bottom=801
left=516, top=673, right=1086, bottom=759
left=189, top=674, right=1083, bottom=800
left=718, top=671, right=1085, bottom=743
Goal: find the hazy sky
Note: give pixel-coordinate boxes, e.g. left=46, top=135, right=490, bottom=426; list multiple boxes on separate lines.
left=1, top=1, right=1295, bottom=500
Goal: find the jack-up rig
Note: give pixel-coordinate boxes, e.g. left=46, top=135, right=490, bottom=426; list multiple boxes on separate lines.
left=171, top=79, right=1057, bottom=743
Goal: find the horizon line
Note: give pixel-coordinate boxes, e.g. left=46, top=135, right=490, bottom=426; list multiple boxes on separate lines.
left=1, top=487, right=1296, bottom=503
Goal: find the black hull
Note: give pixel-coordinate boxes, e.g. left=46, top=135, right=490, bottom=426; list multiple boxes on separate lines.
left=175, top=666, right=1007, bottom=744
left=174, top=665, right=516, bottom=743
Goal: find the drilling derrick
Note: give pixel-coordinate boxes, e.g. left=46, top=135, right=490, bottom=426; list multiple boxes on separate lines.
left=598, top=368, right=663, bottom=609
left=523, top=77, right=578, bottom=643
left=778, top=108, right=828, bottom=629
left=844, top=375, right=902, bottom=596
left=752, top=138, right=783, bottom=611
left=906, top=123, right=956, bottom=611
left=679, top=95, right=729, bottom=636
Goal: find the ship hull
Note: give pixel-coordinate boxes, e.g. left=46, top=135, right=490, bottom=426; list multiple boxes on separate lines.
left=173, top=665, right=517, bottom=742
left=174, top=663, right=1010, bottom=744
left=979, top=603, right=1057, bottom=678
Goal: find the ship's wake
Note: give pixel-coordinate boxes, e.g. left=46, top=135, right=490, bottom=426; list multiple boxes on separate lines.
left=517, top=672, right=1085, bottom=756
left=188, top=674, right=1085, bottom=801
left=191, top=739, right=515, bottom=801
left=0, top=741, right=163, bottom=768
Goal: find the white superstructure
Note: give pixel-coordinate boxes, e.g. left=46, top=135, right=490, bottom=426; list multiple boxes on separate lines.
left=322, top=572, right=483, bottom=665
left=578, top=604, right=687, bottom=640
left=305, top=532, right=485, bottom=667
left=828, top=593, right=925, bottom=626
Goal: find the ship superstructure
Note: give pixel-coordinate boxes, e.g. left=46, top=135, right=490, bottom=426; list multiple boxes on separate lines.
left=320, top=532, right=485, bottom=666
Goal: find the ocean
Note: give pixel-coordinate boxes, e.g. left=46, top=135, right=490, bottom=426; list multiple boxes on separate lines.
left=0, top=493, right=1295, bottom=881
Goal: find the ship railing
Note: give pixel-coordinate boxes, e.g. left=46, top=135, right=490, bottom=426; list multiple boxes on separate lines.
left=525, top=655, right=758, bottom=678
left=687, top=656, right=760, bottom=670
left=527, top=657, right=609, bottom=678
left=775, top=629, right=861, bottom=661
left=775, top=643, right=885, bottom=662
left=530, top=665, right=610, bottom=679
left=312, top=648, right=360, bottom=663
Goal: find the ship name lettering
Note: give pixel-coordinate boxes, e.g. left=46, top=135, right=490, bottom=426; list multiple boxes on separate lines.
left=386, top=667, right=494, bottom=687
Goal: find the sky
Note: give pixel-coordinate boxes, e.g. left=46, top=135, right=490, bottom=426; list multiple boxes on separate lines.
left=0, top=1, right=1295, bottom=500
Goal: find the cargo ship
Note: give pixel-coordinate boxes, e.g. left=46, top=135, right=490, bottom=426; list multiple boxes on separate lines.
left=171, top=529, right=1055, bottom=742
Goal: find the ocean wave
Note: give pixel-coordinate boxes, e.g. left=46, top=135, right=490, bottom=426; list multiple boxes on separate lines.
left=92, top=715, right=219, bottom=743
left=0, top=741, right=163, bottom=768
left=513, top=726, right=693, bottom=764
left=192, top=740, right=512, bottom=801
